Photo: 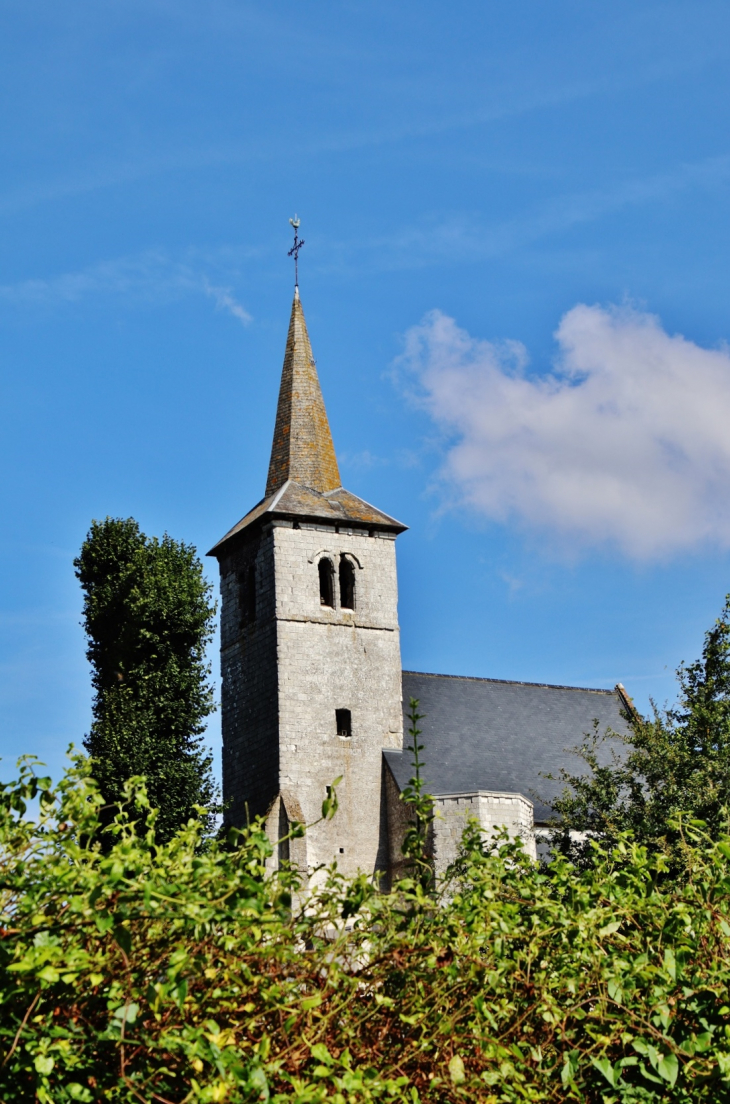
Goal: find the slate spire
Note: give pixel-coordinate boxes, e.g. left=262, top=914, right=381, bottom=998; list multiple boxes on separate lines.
left=265, top=289, right=341, bottom=497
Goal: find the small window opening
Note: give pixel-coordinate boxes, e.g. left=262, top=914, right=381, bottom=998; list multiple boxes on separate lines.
left=339, top=556, right=356, bottom=610
left=336, top=708, right=352, bottom=738
left=238, top=565, right=256, bottom=626
left=319, top=557, right=335, bottom=607
left=339, top=847, right=345, bottom=854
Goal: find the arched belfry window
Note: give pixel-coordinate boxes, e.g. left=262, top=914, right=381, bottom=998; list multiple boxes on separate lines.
left=339, top=556, right=355, bottom=610
left=318, top=557, right=335, bottom=607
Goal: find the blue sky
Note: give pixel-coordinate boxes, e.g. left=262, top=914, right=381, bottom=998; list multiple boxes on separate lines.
left=3, top=0, right=730, bottom=784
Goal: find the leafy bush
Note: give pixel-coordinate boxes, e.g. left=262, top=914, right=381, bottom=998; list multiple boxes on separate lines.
left=550, top=595, right=730, bottom=880
left=2, top=754, right=730, bottom=1103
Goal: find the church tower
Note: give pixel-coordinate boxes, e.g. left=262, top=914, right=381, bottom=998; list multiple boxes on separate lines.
left=209, top=288, right=406, bottom=881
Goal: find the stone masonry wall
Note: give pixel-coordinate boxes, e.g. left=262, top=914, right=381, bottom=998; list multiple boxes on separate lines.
left=272, top=521, right=403, bottom=881
left=384, top=760, right=417, bottom=888
left=218, top=527, right=280, bottom=826
left=431, top=791, right=536, bottom=877
left=385, top=780, right=535, bottom=884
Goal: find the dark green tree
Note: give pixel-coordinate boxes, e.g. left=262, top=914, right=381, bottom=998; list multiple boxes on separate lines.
left=550, top=595, right=730, bottom=876
left=75, top=517, right=218, bottom=841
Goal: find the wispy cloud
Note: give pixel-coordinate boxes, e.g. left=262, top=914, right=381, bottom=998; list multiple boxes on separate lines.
left=0, top=250, right=252, bottom=325
left=398, top=302, right=730, bottom=560
left=320, top=154, right=730, bottom=276
left=339, top=449, right=389, bottom=471
left=201, top=278, right=252, bottom=325
left=499, top=571, right=524, bottom=595
left=0, top=15, right=724, bottom=224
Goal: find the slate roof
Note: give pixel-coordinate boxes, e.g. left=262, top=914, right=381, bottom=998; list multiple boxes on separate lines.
left=384, top=671, right=632, bottom=823
left=266, top=289, right=341, bottom=497
left=208, top=290, right=406, bottom=557
left=208, top=480, right=406, bottom=555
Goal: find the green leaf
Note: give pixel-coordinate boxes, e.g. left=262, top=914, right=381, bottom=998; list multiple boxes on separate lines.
left=599, top=921, right=621, bottom=937
left=591, top=1056, right=619, bottom=1088
left=663, top=947, right=676, bottom=980
left=67, top=1084, right=94, bottom=1102
left=34, top=1055, right=54, bottom=1075
left=113, top=925, right=132, bottom=955
left=561, top=1052, right=579, bottom=1086
left=247, top=1065, right=269, bottom=1101
left=607, top=978, right=623, bottom=1004
left=657, top=1052, right=679, bottom=1086
left=113, top=1002, right=139, bottom=1025
left=449, top=1055, right=465, bottom=1084
left=717, top=1052, right=730, bottom=1078
left=321, top=777, right=342, bottom=820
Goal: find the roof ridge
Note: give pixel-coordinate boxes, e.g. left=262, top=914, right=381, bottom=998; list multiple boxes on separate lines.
left=268, top=478, right=292, bottom=511
left=402, top=669, right=618, bottom=695
left=325, top=486, right=405, bottom=529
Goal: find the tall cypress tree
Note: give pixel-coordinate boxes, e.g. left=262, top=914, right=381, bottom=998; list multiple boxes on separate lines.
left=75, top=517, right=218, bottom=841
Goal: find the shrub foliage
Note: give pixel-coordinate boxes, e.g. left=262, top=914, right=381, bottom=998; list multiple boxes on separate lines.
left=2, top=753, right=730, bottom=1103
left=550, top=595, right=730, bottom=878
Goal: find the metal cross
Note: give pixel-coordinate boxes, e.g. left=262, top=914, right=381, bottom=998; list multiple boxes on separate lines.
left=288, top=216, right=305, bottom=286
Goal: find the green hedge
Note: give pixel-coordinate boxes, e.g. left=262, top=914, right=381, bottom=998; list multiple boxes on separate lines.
left=2, top=756, right=730, bottom=1103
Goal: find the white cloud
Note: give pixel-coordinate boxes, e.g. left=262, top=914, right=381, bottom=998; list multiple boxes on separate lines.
left=399, top=304, right=730, bottom=559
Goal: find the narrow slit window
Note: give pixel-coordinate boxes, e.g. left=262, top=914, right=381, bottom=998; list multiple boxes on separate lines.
left=319, top=557, right=335, bottom=607
left=339, top=556, right=356, bottom=610
left=278, top=801, right=289, bottom=865
left=336, top=708, right=352, bottom=738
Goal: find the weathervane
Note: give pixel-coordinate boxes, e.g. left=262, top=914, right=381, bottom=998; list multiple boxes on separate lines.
left=288, top=215, right=305, bottom=287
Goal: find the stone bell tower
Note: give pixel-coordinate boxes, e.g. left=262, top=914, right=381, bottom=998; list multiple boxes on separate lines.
left=208, top=287, right=406, bottom=881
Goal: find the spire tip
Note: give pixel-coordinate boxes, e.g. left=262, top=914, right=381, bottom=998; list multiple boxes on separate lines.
left=288, top=216, right=305, bottom=288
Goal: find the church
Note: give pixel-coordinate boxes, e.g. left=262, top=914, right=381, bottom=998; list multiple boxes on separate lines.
left=208, top=285, right=630, bottom=884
